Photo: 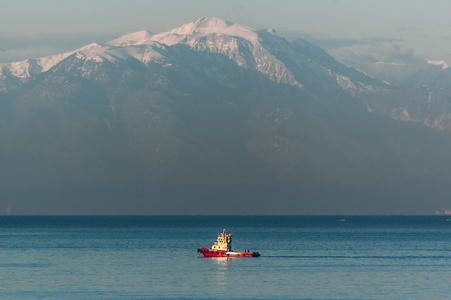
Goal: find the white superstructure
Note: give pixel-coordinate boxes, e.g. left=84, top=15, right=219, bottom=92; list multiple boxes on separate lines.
left=211, top=229, right=232, bottom=251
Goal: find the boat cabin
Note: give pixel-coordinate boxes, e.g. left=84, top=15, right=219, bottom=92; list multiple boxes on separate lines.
left=211, top=229, right=232, bottom=251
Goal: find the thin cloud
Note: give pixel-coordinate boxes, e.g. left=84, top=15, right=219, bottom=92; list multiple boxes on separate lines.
left=0, top=48, right=61, bottom=63
left=252, top=29, right=426, bottom=84
left=396, top=25, right=422, bottom=33
left=278, top=30, right=365, bottom=50
left=227, top=4, right=250, bottom=23
left=331, top=41, right=424, bottom=65
left=328, top=41, right=425, bottom=85
left=0, top=29, right=132, bottom=63
left=279, top=30, right=404, bottom=52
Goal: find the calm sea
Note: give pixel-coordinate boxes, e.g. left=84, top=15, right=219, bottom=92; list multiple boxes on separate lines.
left=1, top=216, right=450, bottom=299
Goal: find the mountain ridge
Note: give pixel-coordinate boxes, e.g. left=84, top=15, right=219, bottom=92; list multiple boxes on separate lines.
left=0, top=17, right=388, bottom=96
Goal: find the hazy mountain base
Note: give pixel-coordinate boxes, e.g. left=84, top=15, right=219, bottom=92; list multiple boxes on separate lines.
left=1, top=49, right=451, bottom=215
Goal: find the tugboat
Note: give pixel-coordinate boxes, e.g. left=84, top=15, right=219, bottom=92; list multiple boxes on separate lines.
left=197, top=229, right=260, bottom=257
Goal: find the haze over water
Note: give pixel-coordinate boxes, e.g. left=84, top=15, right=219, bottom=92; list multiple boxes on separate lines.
left=1, top=215, right=450, bottom=299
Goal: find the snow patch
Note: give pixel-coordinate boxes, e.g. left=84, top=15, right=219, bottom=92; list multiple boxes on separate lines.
left=8, top=59, right=42, bottom=78
left=374, top=62, right=410, bottom=66
left=427, top=60, right=450, bottom=70
left=75, top=43, right=110, bottom=63
left=392, top=107, right=414, bottom=122
left=38, top=52, right=74, bottom=72
left=1, top=50, right=76, bottom=77
left=424, top=116, right=446, bottom=130
left=336, top=75, right=357, bottom=90
left=107, top=30, right=153, bottom=47
left=79, top=43, right=103, bottom=51
left=267, top=28, right=277, bottom=35
left=152, top=17, right=259, bottom=45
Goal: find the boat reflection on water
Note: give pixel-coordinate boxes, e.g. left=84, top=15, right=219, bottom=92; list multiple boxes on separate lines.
left=209, top=257, right=232, bottom=264
left=206, top=257, right=232, bottom=287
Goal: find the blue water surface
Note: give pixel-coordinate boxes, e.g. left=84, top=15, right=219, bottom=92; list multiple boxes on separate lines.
left=1, top=216, right=451, bottom=299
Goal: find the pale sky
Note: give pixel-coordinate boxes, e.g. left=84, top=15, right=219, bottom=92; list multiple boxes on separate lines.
left=1, top=0, right=451, bottom=64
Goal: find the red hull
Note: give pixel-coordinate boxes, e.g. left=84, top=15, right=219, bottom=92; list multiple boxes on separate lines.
left=197, top=247, right=260, bottom=257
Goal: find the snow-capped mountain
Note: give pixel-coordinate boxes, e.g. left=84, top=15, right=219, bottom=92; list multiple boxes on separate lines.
left=2, top=18, right=451, bottom=215
left=7, top=17, right=450, bottom=132
left=0, top=17, right=387, bottom=95
left=2, top=17, right=450, bottom=133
